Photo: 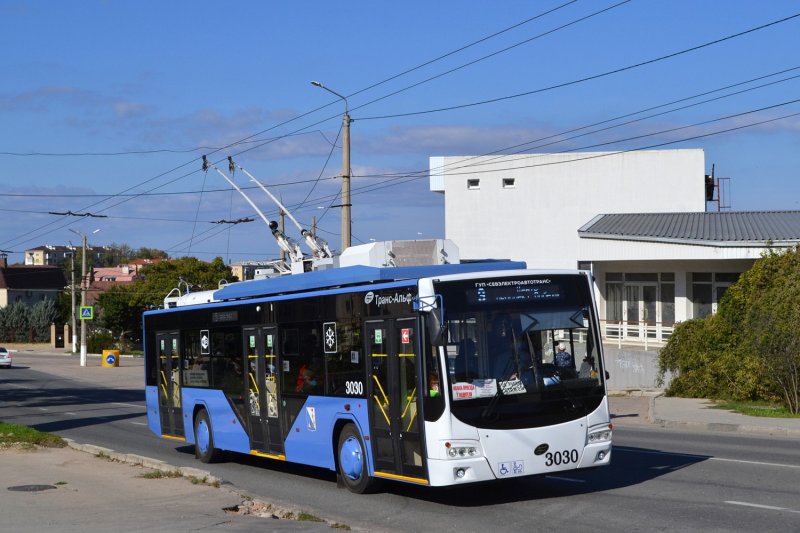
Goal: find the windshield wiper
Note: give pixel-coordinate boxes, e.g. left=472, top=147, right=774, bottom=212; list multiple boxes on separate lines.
left=481, top=358, right=516, bottom=421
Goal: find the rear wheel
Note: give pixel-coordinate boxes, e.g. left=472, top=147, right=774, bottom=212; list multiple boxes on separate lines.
left=194, top=409, right=221, bottom=463
left=337, top=423, right=378, bottom=494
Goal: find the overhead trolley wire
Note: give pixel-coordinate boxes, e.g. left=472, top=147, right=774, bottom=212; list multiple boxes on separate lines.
left=0, top=3, right=630, bottom=251
left=353, top=65, right=800, bottom=180
left=358, top=12, right=800, bottom=121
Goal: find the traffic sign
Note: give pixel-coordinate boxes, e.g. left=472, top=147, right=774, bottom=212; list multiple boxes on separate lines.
left=79, top=306, right=94, bottom=320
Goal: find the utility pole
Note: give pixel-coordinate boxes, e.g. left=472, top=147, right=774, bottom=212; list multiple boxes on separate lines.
left=71, top=252, right=76, bottom=353
left=70, top=227, right=99, bottom=367
left=311, top=80, right=351, bottom=251
left=80, top=234, right=87, bottom=367
left=341, top=110, right=351, bottom=250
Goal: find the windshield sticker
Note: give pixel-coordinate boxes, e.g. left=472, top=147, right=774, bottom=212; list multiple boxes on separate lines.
left=473, top=379, right=497, bottom=398
left=452, top=382, right=476, bottom=401
left=499, top=379, right=526, bottom=395
left=498, top=460, right=525, bottom=477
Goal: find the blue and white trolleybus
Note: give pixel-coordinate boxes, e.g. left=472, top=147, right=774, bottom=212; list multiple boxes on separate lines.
left=143, top=262, right=612, bottom=492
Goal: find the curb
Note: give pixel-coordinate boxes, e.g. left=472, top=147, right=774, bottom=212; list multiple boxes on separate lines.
left=650, top=419, right=800, bottom=438
left=64, top=439, right=222, bottom=485
left=61, top=438, right=358, bottom=530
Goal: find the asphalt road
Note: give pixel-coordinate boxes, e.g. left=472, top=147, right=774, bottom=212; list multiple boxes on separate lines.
left=2, top=358, right=799, bottom=532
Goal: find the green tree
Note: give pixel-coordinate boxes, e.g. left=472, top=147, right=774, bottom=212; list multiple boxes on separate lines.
left=0, top=302, right=31, bottom=342
left=97, top=285, right=139, bottom=349
left=658, top=246, right=800, bottom=413
left=29, top=300, right=60, bottom=342
left=95, top=256, right=232, bottom=342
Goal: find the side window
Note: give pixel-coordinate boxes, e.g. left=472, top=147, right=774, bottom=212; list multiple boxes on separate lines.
left=210, top=328, right=243, bottom=394
left=182, top=330, right=209, bottom=388
left=282, top=323, right=322, bottom=396
left=423, top=322, right=445, bottom=421
left=325, top=320, right=366, bottom=397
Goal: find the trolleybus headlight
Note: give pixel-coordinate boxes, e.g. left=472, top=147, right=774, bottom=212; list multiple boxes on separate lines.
left=587, top=428, right=612, bottom=443
left=445, top=443, right=480, bottom=459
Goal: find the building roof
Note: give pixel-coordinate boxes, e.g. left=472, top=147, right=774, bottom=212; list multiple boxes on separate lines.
left=579, top=211, right=800, bottom=246
left=0, top=266, right=67, bottom=290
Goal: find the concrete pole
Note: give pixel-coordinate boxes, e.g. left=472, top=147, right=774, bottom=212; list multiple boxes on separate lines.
left=71, top=253, right=77, bottom=353
left=80, top=235, right=87, bottom=367
left=341, top=112, right=351, bottom=251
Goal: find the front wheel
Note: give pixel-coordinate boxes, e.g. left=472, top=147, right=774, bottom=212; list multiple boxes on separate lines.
left=337, top=424, right=378, bottom=494
left=194, top=409, right=221, bottom=463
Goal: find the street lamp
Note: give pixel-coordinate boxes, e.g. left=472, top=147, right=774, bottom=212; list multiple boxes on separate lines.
left=69, top=228, right=100, bottom=367
left=311, top=80, right=351, bottom=251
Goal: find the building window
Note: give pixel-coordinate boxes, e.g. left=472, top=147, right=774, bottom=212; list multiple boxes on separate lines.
left=502, top=178, right=515, bottom=189
left=467, top=179, right=480, bottom=190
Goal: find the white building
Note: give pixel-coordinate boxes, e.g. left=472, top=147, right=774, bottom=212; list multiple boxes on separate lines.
left=431, top=149, right=800, bottom=348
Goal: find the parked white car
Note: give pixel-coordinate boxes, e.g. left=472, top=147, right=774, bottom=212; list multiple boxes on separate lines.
left=0, top=347, right=11, bottom=368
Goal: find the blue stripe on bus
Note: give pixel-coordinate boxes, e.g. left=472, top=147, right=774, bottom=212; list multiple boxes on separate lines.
left=284, top=395, right=372, bottom=472
left=181, top=388, right=252, bottom=454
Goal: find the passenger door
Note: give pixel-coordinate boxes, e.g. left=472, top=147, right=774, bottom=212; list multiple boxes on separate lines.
left=156, top=331, right=184, bottom=438
left=366, top=318, right=426, bottom=482
left=243, top=326, right=284, bottom=456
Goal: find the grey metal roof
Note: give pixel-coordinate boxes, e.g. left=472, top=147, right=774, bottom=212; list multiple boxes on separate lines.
left=578, top=211, right=800, bottom=245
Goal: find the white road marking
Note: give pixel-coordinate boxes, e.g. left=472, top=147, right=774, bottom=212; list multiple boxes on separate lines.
left=544, top=475, right=586, bottom=483
left=64, top=412, right=77, bottom=416
left=725, top=501, right=800, bottom=514
left=112, top=402, right=141, bottom=408
left=130, top=422, right=148, bottom=426
left=38, top=407, right=49, bottom=411
left=617, top=447, right=800, bottom=469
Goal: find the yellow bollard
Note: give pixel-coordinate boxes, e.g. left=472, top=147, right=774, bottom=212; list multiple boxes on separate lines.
left=102, top=349, right=120, bottom=367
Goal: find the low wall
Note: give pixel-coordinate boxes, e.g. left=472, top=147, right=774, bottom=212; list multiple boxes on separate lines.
left=602, top=344, right=671, bottom=391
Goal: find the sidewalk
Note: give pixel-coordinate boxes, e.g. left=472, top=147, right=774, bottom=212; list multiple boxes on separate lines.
left=609, top=393, right=800, bottom=438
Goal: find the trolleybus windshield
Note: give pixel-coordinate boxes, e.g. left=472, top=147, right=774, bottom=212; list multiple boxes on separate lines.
left=434, top=274, right=605, bottom=429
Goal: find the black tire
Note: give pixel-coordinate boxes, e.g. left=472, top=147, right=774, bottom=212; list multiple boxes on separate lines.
left=337, top=424, right=378, bottom=494
left=194, top=409, right=222, bottom=463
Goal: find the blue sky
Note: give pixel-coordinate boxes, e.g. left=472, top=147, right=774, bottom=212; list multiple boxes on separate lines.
left=2, top=0, right=799, bottom=265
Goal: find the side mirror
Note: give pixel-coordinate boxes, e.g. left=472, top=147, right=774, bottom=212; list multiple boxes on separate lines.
left=605, top=371, right=610, bottom=380
left=427, top=310, right=447, bottom=346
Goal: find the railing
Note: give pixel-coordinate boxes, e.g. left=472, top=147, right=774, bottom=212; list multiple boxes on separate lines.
left=600, top=319, right=675, bottom=350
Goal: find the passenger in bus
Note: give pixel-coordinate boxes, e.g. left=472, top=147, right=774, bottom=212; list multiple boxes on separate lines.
left=296, top=356, right=321, bottom=393
left=579, top=354, right=597, bottom=379
left=555, top=343, right=577, bottom=379
left=555, top=343, right=573, bottom=368
left=428, top=370, right=440, bottom=397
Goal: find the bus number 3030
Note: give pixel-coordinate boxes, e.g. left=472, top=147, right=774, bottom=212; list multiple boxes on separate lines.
left=545, top=449, right=579, bottom=466
left=345, top=381, right=364, bottom=395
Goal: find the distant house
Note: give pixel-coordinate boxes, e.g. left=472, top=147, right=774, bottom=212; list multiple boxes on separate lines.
left=25, top=244, right=107, bottom=267
left=0, top=254, right=67, bottom=308
left=86, top=264, right=144, bottom=305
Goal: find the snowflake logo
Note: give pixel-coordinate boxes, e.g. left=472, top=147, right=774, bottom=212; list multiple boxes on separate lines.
left=323, top=322, right=337, bottom=353
left=325, top=328, right=335, bottom=349
left=201, top=334, right=209, bottom=350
